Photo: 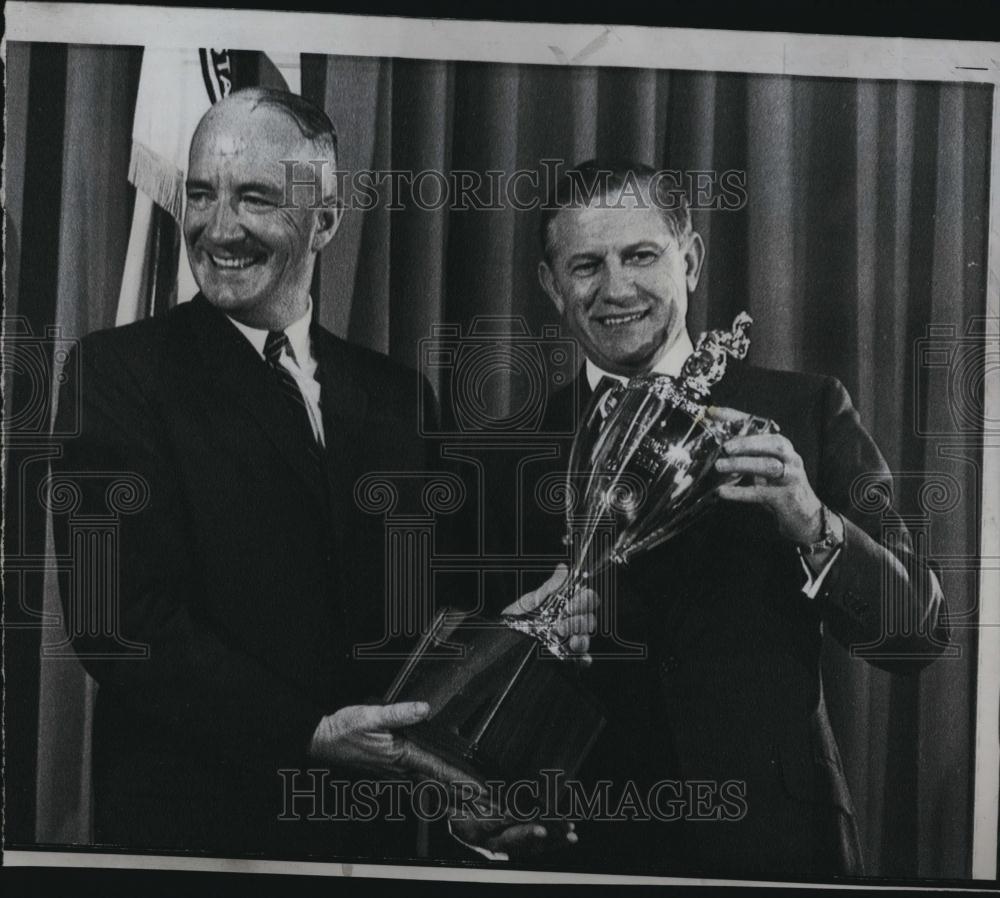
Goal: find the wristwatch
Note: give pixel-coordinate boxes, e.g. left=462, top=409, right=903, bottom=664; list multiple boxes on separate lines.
left=798, top=504, right=844, bottom=556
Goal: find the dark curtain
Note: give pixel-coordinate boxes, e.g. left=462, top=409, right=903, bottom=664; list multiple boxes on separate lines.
left=4, top=42, right=990, bottom=878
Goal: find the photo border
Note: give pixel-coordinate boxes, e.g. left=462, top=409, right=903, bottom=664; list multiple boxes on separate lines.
left=4, top=0, right=998, bottom=888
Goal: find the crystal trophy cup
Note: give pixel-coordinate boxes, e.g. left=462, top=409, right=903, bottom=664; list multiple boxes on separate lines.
left=384, top=313, right=775, bottom=784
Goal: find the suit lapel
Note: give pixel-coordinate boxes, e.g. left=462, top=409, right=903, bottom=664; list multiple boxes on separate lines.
left=546, top=369, right=593, bottom=432
left=311, top=325, right=369, bottom=495
left=187, top=295, right=329, bottom=501
left=709, top=358, right=746, bottom=410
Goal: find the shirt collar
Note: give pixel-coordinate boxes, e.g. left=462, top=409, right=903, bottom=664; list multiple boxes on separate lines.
left=227, top=298, right=314, bottom=364
left=585, top=330, right=695, bottom=392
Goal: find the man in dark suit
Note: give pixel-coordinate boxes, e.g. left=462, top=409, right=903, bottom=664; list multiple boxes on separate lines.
left=499, top=160, right=950, bottom=878
left=51, top=89, right=594, bottom=862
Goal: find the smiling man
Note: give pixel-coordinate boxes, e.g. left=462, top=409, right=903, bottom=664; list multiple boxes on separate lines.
left=539, top=171, right=702, bottom=379
left=514, top=160, right=951, bottom=878
left=183, top=91, right=339, bottom=330
left=50, top=88, right=595, bottom=863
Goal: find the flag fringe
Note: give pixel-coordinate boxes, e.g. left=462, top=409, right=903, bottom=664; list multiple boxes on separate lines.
left=128, top=140, right=185, bottom=223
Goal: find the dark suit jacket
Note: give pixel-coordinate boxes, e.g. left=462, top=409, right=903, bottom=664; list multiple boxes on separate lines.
left=496, top=362, right=948, bottom=879
left=52, top=295, right=434, bottom=860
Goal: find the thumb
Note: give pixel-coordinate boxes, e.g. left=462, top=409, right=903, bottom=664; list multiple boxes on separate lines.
left=369, top=701, right=431, bottom=731
left=506, top=564, right=569, bottom=615
left=541, top=563, right=569, bottom=595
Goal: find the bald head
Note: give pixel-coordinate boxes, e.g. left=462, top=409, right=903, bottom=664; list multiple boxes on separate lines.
left=191, top=88, right=340, bottom=204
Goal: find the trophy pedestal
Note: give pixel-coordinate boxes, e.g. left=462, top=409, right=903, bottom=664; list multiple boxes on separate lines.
left=385, top=609, right=605, bottom=783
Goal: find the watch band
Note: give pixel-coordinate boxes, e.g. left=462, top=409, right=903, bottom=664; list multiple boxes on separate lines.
left=798, top=504, right=844, bottom=556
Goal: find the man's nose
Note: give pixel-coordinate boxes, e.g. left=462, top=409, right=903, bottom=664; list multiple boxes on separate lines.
left=203, top=197, right=245, bottom=244
left=602, top=260, right=635, bottom=303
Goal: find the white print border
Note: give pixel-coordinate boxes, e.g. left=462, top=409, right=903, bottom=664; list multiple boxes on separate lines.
left=7, top=850, right=1000, bottom=891
left=2, top=3, right=997, bottom=85
left=971, top=84, right=1000, bottom=881
left=3, top=1, right=998, bottom=885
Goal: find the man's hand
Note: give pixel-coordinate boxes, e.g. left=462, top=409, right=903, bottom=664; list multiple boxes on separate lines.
left=709, top=406, right=825, bottom=544
left=311, top=703, right=581, bottom=861
left=309, top=702, right=484, bottom=786
left=450, top=812, right=578, bottom=861
left=502, top=564, right=600, bottom=665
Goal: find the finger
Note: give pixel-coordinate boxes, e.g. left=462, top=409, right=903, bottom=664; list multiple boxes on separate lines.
left=505, top=588, right=539, bottom=616
left=363, top=732, right=395, bottom=744
left=487, top=822, right=579, bottom=857
left=541, top=819, right=575, bottom=838
left=331, top=705, right=367, bottom=732
left=486, top=823, right=551, bottom=857
left=715, top=483, right=770, bottom=505
left=505, top=564, right=569, bottom=615
left=369, top=701, right=431, bottom=731
left=706, top=405, right=749, bottom=423
left=555, top=612, right=597, bottom=638
left=715, top=456, right=787, bottom=480
left=402, top=742, right=492, bottom=799
left=549, top=624, right=592, bottom=664
left=722, top=433, right=792, bottom=459
left=564, top=587, right=599, bottom=617
left=567, top=635, right=592, bottom=665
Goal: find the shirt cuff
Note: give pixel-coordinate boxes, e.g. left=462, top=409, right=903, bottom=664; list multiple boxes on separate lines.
left=798, top=545, right=843, bottom=599
left=447, top=818, right=509, bottom=862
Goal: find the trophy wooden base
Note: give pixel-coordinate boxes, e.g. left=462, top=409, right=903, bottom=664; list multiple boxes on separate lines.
left=384, top=609, right=605, bottom=784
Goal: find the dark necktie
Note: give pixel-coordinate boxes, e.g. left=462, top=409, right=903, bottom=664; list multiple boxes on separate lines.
left=263, top=330, right=323, bottom=453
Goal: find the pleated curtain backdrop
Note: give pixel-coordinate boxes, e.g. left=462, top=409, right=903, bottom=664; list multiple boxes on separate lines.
left=5, top=42, right=990, bottom=877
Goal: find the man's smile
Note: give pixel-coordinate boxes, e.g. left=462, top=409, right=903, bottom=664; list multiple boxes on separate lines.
left=206, top=251, right=266, bottom=270
left=593, top=308, right=650, bottom=328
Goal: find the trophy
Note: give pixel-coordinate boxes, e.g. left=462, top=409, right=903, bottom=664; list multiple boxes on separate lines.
left=384, top=312, right=775, bottom=785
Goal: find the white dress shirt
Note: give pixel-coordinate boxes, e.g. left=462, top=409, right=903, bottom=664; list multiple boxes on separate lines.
left=585, top=332, right=696, bottom=392
left=584, top=331, right=840, bottom=598
left=227, top=298, right=326, bottom=447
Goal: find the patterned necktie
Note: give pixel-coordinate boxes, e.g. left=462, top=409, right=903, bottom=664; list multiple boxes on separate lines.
left=263, top=330, right=322, bottom=452
left=593, top=375, right=621, bottom=420
left=579, top=376, right=620, bottom=466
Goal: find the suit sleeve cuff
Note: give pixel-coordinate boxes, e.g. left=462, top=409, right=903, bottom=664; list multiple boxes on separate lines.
left=798, top=546, right=843, bottom=599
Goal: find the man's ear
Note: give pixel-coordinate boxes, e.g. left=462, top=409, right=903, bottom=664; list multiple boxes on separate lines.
left=538, top=261, right=565, bottom=314
left=683, top=232, right=706, bottom=293
left=312, top=201, right=343, bottom=252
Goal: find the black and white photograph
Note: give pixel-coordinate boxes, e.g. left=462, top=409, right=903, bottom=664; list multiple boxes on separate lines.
left=3, top=3, right=998, bottom=893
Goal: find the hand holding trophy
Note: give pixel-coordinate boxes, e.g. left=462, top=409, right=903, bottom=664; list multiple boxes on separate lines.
left=386, top=312, right=776, bottom=790
left=503, top=311, right=776, bottom=657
